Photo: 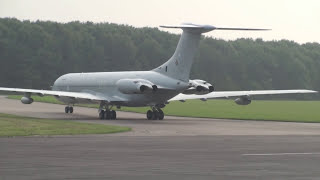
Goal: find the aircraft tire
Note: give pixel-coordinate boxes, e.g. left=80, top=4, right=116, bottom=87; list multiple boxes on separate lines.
left=152, top=110, right=159, bottom=120
left=105, top=110, right=111, bottom=120
left=111, top=110, right=117, bottom=120
left=69, top=107, right=74, bottom=114
left=99, top=110, right=105, bottom=120
left=158, top=109, right=164, bottom=120
left=147, top=110, right=153, bottom=120
left=65, top=106, right=69, bottom=113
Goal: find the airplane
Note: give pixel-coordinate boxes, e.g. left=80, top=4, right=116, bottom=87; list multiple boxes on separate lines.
left=0, top=23, right=317, bottom=120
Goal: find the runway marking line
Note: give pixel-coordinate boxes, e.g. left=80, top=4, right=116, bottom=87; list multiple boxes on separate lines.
left=242, top=152, right=320, bottom=156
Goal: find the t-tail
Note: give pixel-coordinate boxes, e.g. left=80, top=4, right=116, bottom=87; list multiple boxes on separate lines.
left=153, top=23, right=270, bottom=82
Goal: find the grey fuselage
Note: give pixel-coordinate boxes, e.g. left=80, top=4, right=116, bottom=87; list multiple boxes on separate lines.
left=52, top=71, right=189, bottom=107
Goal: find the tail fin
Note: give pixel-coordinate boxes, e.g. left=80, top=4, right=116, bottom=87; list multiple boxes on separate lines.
left=153, top=23, right=270, bottom=82
left=153, top=24, right=214, bottom=82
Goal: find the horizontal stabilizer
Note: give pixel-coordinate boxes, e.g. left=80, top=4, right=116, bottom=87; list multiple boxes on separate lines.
left=160, top=23, right=216, bottom=33
left=215, top=27, right=271, bottom=31
left=160, top=23, right=214, bottom=29
left=160, top=23, right=270, bottom=33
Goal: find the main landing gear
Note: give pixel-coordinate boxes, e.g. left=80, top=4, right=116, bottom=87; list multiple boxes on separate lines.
left=147, top=107, right=164, bottom=120
left=98, top=102, right=117, bottom=120
left=99, top=110, right=117, bottom=120
left=65, top=106, right=74, bottom=113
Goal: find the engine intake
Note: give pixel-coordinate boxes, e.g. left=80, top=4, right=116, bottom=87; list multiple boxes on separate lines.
left=208, top=86, right=214, bottom=92
left=183, top=79, right=214, bottom=95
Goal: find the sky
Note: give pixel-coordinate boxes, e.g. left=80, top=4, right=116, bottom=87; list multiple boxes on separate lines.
left=1, top=0, right=320, bottom=44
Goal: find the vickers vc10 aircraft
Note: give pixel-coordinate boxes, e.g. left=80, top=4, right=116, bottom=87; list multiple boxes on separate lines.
left=0, top=23, right=317, bottom=120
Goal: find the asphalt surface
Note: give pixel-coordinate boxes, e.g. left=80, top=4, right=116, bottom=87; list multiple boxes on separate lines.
left=1, top=96, right=320, bottom=180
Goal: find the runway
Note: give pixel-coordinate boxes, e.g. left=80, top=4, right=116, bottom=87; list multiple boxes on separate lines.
left=1, top=96, right=320, bottom=179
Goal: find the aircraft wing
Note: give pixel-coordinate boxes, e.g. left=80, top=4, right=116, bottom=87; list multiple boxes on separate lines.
left=0, top=87, right=125, bottom=102
left=169, top=89, right=318, bottom=102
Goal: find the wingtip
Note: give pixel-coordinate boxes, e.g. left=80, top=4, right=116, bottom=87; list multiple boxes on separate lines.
left=303, top=89, right=318, bottom=93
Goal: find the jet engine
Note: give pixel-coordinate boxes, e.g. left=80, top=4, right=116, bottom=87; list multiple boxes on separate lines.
left=235, top=96, right=251, bottom=105
left=116, top=79, right=158, bottom=94
left=21, top=96, right=34, bottom=104
left=183, top=79, right=214, bottom=95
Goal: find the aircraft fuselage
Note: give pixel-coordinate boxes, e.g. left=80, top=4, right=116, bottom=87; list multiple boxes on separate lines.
left=52, top=71, right=189, bottom=107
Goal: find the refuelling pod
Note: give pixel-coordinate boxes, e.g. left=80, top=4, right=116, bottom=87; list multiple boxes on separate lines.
left=235, top=96, right=251, bottom=105
left=21, top=96, right=34, bottom=104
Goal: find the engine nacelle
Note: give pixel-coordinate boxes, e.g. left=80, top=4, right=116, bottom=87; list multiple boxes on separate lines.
left=235, top=96, right=251, bottom=105
left=21, top=97, right=34, bottom=104
left=183, top=79, right=214, bottom=95
left=116, top=79, right=157, bottom=94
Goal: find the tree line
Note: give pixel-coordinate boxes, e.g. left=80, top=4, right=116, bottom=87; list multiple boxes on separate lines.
left=0, top=18, right=319, bottom=99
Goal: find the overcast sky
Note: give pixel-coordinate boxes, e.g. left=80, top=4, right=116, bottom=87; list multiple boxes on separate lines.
left=1, top=0, right=319, bottom=44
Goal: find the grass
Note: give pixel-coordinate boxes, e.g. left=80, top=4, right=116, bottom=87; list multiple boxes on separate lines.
left=160, top=100, right=320, bottom=122
left=0, top=113, right=131, bottom=137
left=7, top=95, right=320, bottom=122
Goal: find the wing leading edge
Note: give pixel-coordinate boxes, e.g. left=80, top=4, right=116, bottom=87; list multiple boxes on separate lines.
left=0, top=87, right=126, bottom=102
left=169, top=89, right=318, bottom=102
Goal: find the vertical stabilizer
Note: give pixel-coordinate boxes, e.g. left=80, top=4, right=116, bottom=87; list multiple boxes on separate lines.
left=153, top=24, right=215, bottom=82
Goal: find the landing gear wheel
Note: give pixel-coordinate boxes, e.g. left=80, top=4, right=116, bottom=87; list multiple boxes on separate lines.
left=110, top=110, right=117, bottom=120
left=158, top=109, right=164, bottom=120
left=105, top=110, right=111, bottom=120
left=152, top=110, right=159, bottom=120
left=69, top=107, right=74, bottom=114
left=65, top=106, right=69, bottom=113
left=147, top=110, right=153, bottom=120
left=99, top=110, right=105, bottom=120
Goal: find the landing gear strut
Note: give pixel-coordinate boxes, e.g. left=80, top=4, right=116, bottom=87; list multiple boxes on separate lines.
left=147, top=107, right=164, bottom=120
left=99, top=102, right=117, bottom=120
left=65, top=106, right=74, bottom=113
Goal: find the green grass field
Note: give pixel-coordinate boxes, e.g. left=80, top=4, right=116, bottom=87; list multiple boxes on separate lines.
left=0, top=113, right=130, bottom=137
left=7, top=95, right=320, bottom=122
